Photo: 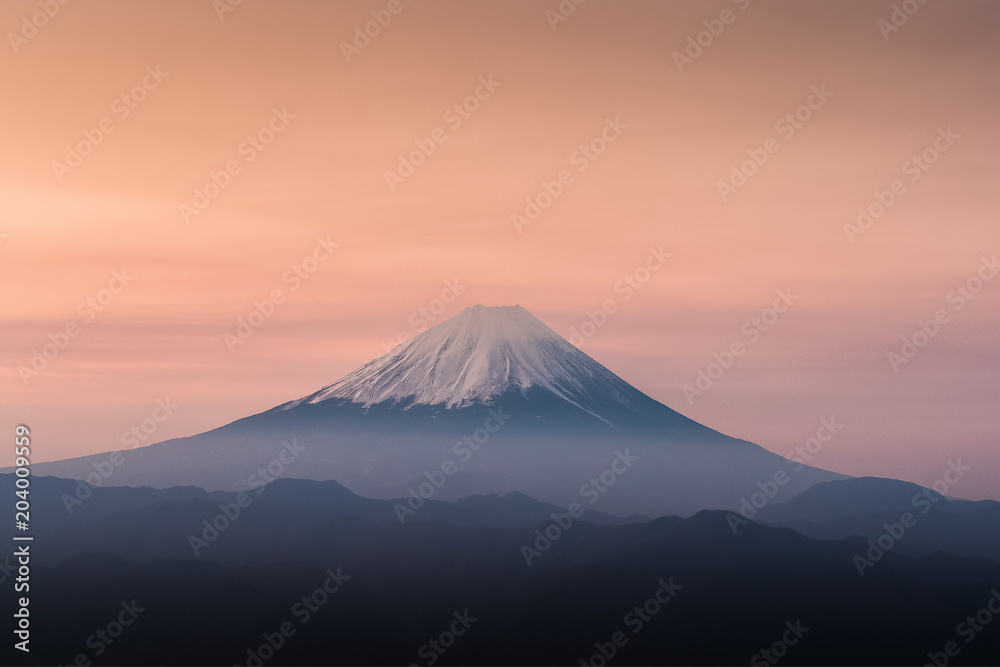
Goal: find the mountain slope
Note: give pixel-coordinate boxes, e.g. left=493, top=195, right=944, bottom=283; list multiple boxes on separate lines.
left=277, top=304, right=699, bottom=430
left=19, top=495, right=1000, bottom=666
left=756, top=476, right=1000, bottom=561
left=20, top=305, right=849, bottom=516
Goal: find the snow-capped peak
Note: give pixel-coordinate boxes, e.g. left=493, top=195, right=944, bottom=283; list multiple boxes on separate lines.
left=280, top=305, right=650, bottom=424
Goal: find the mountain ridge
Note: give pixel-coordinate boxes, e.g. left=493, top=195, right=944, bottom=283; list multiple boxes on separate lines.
left=277, top=304, right=668, bottom=427
left=13, top=305, right=849, bottom=516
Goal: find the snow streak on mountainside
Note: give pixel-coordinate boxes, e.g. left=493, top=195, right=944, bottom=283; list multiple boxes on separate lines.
left=17, top=303, right=851, bottom=514
left=279, top=305, right=646, bottom=425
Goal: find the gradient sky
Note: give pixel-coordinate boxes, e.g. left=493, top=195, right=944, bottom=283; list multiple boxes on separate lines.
left=2, top=0, right=998, bottom=500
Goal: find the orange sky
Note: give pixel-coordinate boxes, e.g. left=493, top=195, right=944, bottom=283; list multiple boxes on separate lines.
left=2, top=0, right=998, bottom=500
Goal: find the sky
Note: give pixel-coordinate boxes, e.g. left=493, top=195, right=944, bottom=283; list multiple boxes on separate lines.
left=2, top=0, right=998, bottom=500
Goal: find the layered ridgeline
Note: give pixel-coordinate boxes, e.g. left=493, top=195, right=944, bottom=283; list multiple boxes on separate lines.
left=24, top=305, right=846, bottom=516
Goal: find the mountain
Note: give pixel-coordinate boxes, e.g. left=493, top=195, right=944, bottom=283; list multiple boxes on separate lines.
left=277, top=304, right=715, bottom=431
left=14, top=485, right=1000, bottom=666
left=20, top=305, right=848, bottom=516
left=3, top=474, right=642, bottom=560
left=757, top=476, right=937, bottom=524
left=756, top=476, right=1000, bottom=562
left=451, top=490, right=650, bottom=526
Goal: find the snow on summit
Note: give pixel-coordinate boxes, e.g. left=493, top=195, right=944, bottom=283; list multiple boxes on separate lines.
left=281, top=305, right=645, bottom=422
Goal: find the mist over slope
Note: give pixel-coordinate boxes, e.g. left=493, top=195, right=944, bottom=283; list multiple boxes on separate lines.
left=23, top=306, right=847, bottom=517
